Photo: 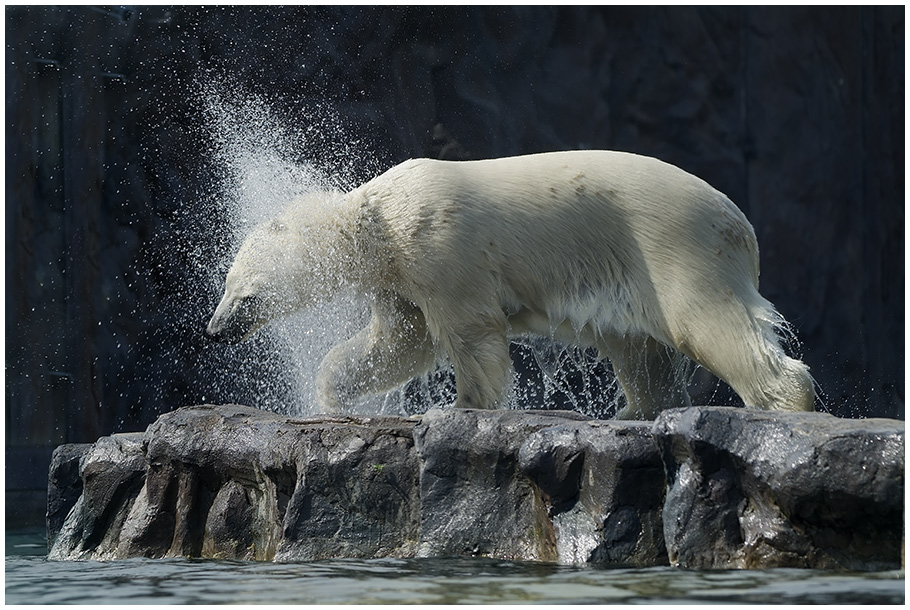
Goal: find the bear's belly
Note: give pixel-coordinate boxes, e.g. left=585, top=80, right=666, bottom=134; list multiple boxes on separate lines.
left=500, top=274, right=648, bottom=348
left=506, top=306, right=603, bottom=349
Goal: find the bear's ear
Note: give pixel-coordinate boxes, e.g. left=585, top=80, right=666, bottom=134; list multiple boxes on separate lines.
left=268, top=220, right=288, bottom=233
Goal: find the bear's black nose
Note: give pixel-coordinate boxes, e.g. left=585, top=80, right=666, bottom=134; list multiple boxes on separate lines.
left=206, top=294, right=260, bottom=345
left=205, top=324, right=245, bottom=345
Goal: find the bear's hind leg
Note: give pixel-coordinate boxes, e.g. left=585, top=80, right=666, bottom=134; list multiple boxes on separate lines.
left=605, top=334, right=693, bottom=420
left=669, top=299, right=814, bottom=413
left=316, top=294, right=436, bottom=413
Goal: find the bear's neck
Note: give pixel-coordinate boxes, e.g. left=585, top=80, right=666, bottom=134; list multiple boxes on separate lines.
left=326, top=189, right=391, bottom=294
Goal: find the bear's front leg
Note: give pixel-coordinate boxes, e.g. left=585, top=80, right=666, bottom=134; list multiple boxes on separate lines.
left=437, top=318, right=512, bottom=410
left=315, top=294, right=436, bottom=413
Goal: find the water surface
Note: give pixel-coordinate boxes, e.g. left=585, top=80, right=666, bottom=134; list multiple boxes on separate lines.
left=6, top=530, right=904, bottom=604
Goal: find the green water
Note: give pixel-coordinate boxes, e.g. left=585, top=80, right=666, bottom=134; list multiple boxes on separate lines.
left=6, top=530, right=905, bottom=604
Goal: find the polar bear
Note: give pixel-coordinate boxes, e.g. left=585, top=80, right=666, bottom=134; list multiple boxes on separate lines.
left=206, top=150, right=814, bottom=419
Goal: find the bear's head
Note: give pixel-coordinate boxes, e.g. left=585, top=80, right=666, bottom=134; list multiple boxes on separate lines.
left=206, top=216, right=345, bottom=344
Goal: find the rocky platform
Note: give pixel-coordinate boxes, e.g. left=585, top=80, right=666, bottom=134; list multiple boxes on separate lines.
left=47, top=405, right=903, bottom=570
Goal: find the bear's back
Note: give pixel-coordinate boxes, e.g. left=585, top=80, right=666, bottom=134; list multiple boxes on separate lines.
left=364, top=151, right=752, bottom=264
left=356, top=151, right=759, bottom=327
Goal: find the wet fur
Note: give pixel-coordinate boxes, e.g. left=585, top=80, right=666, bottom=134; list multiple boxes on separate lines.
left=209, top=151, right=814, bottom=419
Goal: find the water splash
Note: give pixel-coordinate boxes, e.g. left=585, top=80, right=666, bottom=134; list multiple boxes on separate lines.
left=509, top=338, right=623, bottom=418
left=194, top=76, right=375, bottom=416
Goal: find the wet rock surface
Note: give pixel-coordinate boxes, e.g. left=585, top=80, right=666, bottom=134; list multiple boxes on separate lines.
left=412, top=408, right=667, bottom=565
left=653, top=407, right=905, bottom=571
left=48, top=404, right=903, bottom=570
left=49, top=405, right=420, bottom=561
left=46, top=443, right=93, bottom=550
left=517, top=417, right=669, bottom=566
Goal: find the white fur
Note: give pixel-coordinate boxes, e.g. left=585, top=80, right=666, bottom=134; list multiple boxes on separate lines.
left=208, top=150, right=814, bottom=419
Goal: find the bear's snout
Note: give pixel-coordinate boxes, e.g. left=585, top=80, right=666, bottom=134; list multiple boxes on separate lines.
left=205, top=316, right=245, bottom=344
left=205, top=294, right=260, bottom=344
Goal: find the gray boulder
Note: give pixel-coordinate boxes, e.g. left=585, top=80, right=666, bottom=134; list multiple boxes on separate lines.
left=47, top=404, right=903, bottom=571
left=652, top=407, right=904, bottom=571
left=46, top=443, right=92, bottom=550
left=48, top=434, right=146, bottom=560
left=413, top=408, right=583, bottom=561
left=49, top=405, right=421, bottom=561
left=47, top=404, right=668, bottom=565
left=518, top=419, right=668, bottom=566
left=413, top=408, right=667, bottom=565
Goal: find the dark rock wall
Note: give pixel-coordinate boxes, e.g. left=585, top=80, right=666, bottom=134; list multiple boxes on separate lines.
left=6, top=7, right=904, bottom=458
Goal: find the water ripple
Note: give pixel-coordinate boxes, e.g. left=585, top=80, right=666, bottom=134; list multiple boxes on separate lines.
left=6, top=554, right=904, bottom=605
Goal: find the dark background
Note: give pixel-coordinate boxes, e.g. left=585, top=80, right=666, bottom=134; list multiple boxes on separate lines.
left=5, top=6, right=904, bottom=525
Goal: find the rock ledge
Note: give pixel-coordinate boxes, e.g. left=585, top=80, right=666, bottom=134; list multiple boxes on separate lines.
left=47, top=405, right=903, bottom=570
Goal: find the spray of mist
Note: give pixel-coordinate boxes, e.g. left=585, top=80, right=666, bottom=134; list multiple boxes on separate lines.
left=192, top=77, right=370, bottom=416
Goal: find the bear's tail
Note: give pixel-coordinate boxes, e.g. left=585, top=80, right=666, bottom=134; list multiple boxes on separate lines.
left=747, top=301, right=816, bottom=412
